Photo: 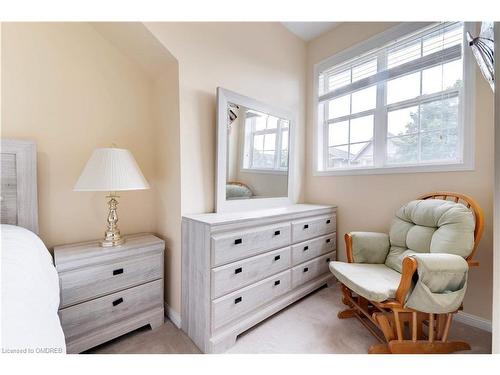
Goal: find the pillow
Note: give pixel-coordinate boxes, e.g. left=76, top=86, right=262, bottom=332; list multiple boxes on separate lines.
left=226, top=183, right=253, bottom=199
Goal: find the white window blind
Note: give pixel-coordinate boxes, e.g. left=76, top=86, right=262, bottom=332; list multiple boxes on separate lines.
left=314, top=22, right=474, bottom=174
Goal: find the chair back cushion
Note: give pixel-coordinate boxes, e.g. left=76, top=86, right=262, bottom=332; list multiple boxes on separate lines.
left=385, top=199, right=475, bottom=272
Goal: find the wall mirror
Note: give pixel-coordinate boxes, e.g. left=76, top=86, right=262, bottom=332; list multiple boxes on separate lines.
left=216, top=88, right=295, bottom=212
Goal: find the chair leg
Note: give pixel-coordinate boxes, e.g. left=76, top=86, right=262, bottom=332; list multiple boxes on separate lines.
left=388, top=340, right=471, bottom=354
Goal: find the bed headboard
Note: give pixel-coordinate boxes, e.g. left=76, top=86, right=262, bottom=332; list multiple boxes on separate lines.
left=0, top=139, right=39, bottom=234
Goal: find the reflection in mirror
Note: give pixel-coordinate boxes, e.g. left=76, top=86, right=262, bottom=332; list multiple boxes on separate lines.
left=226, top=102, right=289, bottom=200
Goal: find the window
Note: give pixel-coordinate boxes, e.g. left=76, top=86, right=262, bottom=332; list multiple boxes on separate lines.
left=315, top=22, right=474, bottom=175
left=242, top=110, right=289, bottom=172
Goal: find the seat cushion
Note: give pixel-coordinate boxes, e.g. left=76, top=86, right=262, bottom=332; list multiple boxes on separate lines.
left=329, top=261, right=401, bottom=302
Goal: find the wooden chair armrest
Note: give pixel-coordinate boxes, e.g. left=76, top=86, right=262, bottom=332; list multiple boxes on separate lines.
left=395, top=257, right=418, bottom=305
left=344, top=233, right=354, bottom=263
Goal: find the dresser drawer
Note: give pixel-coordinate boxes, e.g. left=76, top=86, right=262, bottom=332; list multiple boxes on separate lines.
left=212, top=270, right=291, bottom=330
left=211, top=223, right=291, bottom=266
left=59, top=279, right=163, bottom=341
left=212, top=247, right=291, bottom=299
left=291, top=214, right=336, bottom=243
left=291, top=252, right=335, bottom=289
left=59, top=251, right=163, bottom=308
left=292, top=234, right=336, bottom=266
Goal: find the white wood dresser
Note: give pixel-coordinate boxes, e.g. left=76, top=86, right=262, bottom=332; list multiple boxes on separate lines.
left=54, top=233, right=165, bottom=353
left=181, top=204, right=337, bottom=353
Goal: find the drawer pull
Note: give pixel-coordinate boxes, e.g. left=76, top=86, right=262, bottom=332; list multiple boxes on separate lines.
left=234, top=267, right=242, bottom=274
left=274, top=230, right=281, bottom=236
left=326, top=258, right=331, bottom=263
left=326, top=239, right=331, bottom=243
left=274, top=255, right=281, bottom=261
left=112, top=297, right=124, bottom=307
left=326, top=219, right=331, bottom=224
left=303, top=267, right=309, bottom=273
left=274, top=280, right=281, bottom=286
left=234, top=297, right=242, bottom=304
left=303, top=245, right=309, bottom=251
left=234, top=238, right=242, bottom=245
left=303, top=224, right=309, bottom=229
left=113, top=268, right=124, bottom=276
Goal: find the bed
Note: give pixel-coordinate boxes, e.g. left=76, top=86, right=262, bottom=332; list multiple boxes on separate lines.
left=1, top=139, right=66, bottom=353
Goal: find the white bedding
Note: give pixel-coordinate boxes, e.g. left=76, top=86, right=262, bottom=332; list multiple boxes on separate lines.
left=1, top=224, right=66, bottom=354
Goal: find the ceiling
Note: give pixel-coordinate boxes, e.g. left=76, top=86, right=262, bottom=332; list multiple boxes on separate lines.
left=282, top=22, right=340, bottom=41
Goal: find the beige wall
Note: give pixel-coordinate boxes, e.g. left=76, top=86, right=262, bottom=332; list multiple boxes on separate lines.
left=305, top=22, right=494, bottom=320
left=151, top=69, right=182, bottom=314
left=145, top=22, right=307, bottom=313
left=1, top=22, right=158, bottom=248
left=145, top=22, right=307, bottom=215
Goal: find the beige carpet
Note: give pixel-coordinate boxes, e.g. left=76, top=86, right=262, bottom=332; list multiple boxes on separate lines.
left=88, top=285, right=491, bottom=354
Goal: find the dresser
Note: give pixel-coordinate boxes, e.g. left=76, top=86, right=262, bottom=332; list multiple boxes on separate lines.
left=53, top=233, right=165, bottom=353
left=181, top=204, right=337, bottom=353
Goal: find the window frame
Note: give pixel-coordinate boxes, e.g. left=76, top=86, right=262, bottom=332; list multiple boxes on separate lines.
left=313, top=22, right=476, bottom=176
left=241, top=115, right=289, bottom=175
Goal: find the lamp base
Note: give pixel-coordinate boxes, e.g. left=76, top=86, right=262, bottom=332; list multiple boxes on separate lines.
left=100, top=237, right=125, bottom=247
left=99, top=194, right=125, bottom=248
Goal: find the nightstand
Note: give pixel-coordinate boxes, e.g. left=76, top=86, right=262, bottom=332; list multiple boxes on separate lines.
left=54, top=233, right=165, bottom=353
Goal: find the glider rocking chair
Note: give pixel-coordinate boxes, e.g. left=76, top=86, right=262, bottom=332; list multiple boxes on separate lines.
left=329, top=192, right=484, bottom=354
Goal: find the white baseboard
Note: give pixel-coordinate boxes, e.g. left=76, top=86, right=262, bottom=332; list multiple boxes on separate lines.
left=164, top=302, right=182, bottom=329
left=455, top=311, right=492, bottom=332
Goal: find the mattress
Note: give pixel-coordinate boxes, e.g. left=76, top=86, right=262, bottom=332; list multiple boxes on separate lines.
left=1, top=224, right=66, bottom=354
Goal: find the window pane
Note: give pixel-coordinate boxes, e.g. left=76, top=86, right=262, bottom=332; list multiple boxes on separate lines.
left=328, top=94, right=350, bottom=119
left=420, top=97, right=458, bottom=131
left=422, top=65, right=443, bottom=95
left=351, top=86, right=376, bottom=114
left=253, top=134, right=264, bottom=150
left=349, top=142, right=373, bottom=167
left=254, top=115, right=266, bottom=131
left=329, top=121, right=349, bottom=146
left=443, top=59, right=463, bottom=90
left=388, top=106, right=419, bottom=136
left=328, top=145, right=349, bottom=168
left=281, top=119, right=290, bottom=129
left=421, top=129, right=458, bottom=162
left=387, top=135, right=418, bottom=164
left=267, top=116, right=278, bottom=129
left=352, top=59, right=377, bottom=82
left=328, top=69, right=351, bottom=91
left=388, top=41, right=421, bottom=68
left=423, top=24, right=463, bottom=56
left=263, top=133, right=276, bottom=150
left=386, top=72, right=421, bottom=105
left=350, top=115, right=373, bottom=143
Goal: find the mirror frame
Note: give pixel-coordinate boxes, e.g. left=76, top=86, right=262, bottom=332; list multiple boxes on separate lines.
left=216, top=87, right=295, bottom=213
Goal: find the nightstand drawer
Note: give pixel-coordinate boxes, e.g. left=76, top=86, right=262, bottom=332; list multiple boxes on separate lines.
left=59, top=252, right=162, bottom=308
left=59, top=279, right=163, bottom=341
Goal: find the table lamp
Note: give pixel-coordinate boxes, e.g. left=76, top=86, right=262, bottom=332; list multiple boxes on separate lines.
left=74, top=147, right=150, bottom=247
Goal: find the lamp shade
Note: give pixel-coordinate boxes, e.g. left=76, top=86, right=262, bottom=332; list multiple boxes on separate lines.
left=74, top=148, right=150, bottom=191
